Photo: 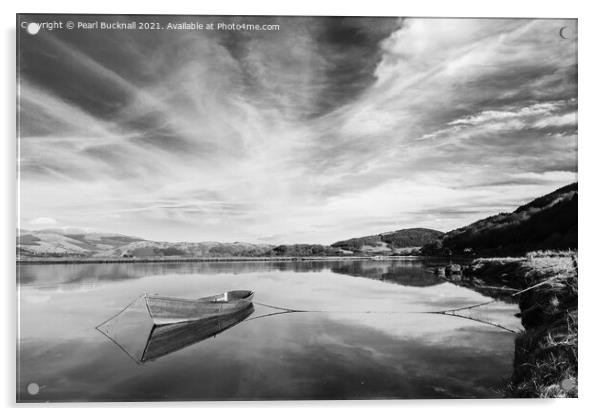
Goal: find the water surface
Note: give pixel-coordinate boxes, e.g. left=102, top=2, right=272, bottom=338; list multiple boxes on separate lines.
left=17, top=259, right=521, bottom=401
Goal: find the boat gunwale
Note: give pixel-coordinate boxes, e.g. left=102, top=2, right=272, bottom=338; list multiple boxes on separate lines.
left=145, top=291, right=254, bottom=304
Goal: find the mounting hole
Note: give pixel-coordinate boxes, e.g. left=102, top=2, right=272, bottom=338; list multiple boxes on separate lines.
left=27, top=382, right=40, bottom=395
left=560, top=378, right=576, bottom=392
left=26, top=23, right=40, bottom=35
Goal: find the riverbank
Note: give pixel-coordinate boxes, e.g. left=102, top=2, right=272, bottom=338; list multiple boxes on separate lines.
left=462, top=251, right=578, bottom=398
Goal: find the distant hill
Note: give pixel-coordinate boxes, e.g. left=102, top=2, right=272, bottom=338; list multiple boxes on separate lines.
left=16, top=229, right=279, bottom=258
left=17, top=229, right=144, bottom=257
left=332, top=228, right=444, bottom=255
left=19, top=183, right=576, bottom=260
left=422, top=183, right=578, bottom=256
left=96, top=240, right=275, bottom=258
left=16, top=229, right=342, bottom=259
left=16, top=226, right=440, bottom=259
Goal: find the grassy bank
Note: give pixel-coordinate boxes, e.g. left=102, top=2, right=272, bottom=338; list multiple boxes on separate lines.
left=465, top=251, right=578, bottom=398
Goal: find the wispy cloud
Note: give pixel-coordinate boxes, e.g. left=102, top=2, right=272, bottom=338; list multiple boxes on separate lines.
left=17, top=16, right=577, bottom=243
left=28, top=217, right=58, bottom=226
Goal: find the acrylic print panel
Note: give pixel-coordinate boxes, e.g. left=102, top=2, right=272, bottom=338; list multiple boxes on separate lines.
left=16, top=14, right=578, bottom=402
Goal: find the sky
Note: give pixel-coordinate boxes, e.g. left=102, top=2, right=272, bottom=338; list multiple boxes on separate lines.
left=17, top=16, right=578, bottom=244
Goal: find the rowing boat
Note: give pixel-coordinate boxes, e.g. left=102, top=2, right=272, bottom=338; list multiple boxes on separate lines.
left=97, top=300, right=254, bottom=364
left=146, top=290, right=254, bottom=325
left=96, top=290, right=255, bottom=363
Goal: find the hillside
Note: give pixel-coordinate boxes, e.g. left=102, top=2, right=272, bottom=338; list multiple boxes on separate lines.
left=18, top=182, right=577, bottom=260
left=332, top=228, right=444, bottom=255
left=96, top=240, right=275, bottom=258
left=422, top=183, right=577, bottom=256
left=16, top=229, right=279, bottom=259
left=16, top=229, right=343, bottom=259
left=17, top=229, right=144, bottom=257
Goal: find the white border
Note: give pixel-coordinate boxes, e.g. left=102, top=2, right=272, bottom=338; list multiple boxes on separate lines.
left=2, top=0, right=600, bottom=414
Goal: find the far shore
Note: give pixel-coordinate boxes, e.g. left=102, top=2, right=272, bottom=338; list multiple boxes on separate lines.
left=16, top=255, right=430, bottom=265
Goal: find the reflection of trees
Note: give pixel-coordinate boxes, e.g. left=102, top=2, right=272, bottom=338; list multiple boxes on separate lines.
left=18, top=261, right=352, bottom=286
left=330, top=260, right=445, bottom=287
left=19, top=259, right=449, bottom=289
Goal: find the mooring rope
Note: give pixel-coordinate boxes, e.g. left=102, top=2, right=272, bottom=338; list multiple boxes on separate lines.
left=254, top=301, right=421, bottom=314
left=253, top=301, right=306, bottom=313
left=250, top=299, right=520, bottom=333
left=250, top=268, right=570, bottom=318
left=245, top=272, right=573, bottom=333
left=426, top=311, right=520, bottom=334
left=430, top=299, right=498, bottom=314
left=95, top=293, right=146, bottom=330
left=245, top=310, right=303, bottom=321
left=510, top=279, right=557, bottom=297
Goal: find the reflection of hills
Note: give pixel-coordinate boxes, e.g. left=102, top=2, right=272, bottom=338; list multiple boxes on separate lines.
left=18, top=261, right=350, bottom=286
left=19, top=260, right=447, bottom=288
left=331, top=260, right=445, bottom=287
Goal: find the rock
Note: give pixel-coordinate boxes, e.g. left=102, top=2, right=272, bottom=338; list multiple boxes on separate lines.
left=445, top=264, right=462, bottom=276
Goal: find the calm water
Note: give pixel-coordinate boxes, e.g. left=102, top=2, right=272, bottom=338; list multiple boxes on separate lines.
left=17, top=259, right=521, bottom=401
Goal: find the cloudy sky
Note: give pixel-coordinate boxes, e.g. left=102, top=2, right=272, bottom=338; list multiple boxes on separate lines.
left=17, top=16, right=577, bottom=243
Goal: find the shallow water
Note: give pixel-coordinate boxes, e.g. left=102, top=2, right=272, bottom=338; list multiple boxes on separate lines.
left=17, top=259, right=521, bottom=401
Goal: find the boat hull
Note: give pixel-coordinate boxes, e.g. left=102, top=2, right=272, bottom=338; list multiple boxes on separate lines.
left=145, top=290, right=254, bottom=325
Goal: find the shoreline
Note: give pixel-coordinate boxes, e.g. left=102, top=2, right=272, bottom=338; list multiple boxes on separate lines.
left=15, top=255, right=429, bottom=265
left=461, top=252, right=578, bottom=398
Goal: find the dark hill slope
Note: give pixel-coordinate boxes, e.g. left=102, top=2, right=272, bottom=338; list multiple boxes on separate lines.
left=422, top=183, right=577, bottom=256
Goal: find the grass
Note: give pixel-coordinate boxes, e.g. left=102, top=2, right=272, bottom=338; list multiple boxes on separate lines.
left=509, top=310, right=577, bottom=398
left=466, top=251, right=578, bottom=398
left=527, top=249, right=578, bottom=259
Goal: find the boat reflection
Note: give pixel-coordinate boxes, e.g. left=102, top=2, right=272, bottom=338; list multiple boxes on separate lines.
left=97, top=299, right=254, bottom=364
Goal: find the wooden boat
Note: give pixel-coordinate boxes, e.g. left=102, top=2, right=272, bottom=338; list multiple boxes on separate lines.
left=96, top=290, right=255, bottom=364
left=146, top=290, right=254, bottom=325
